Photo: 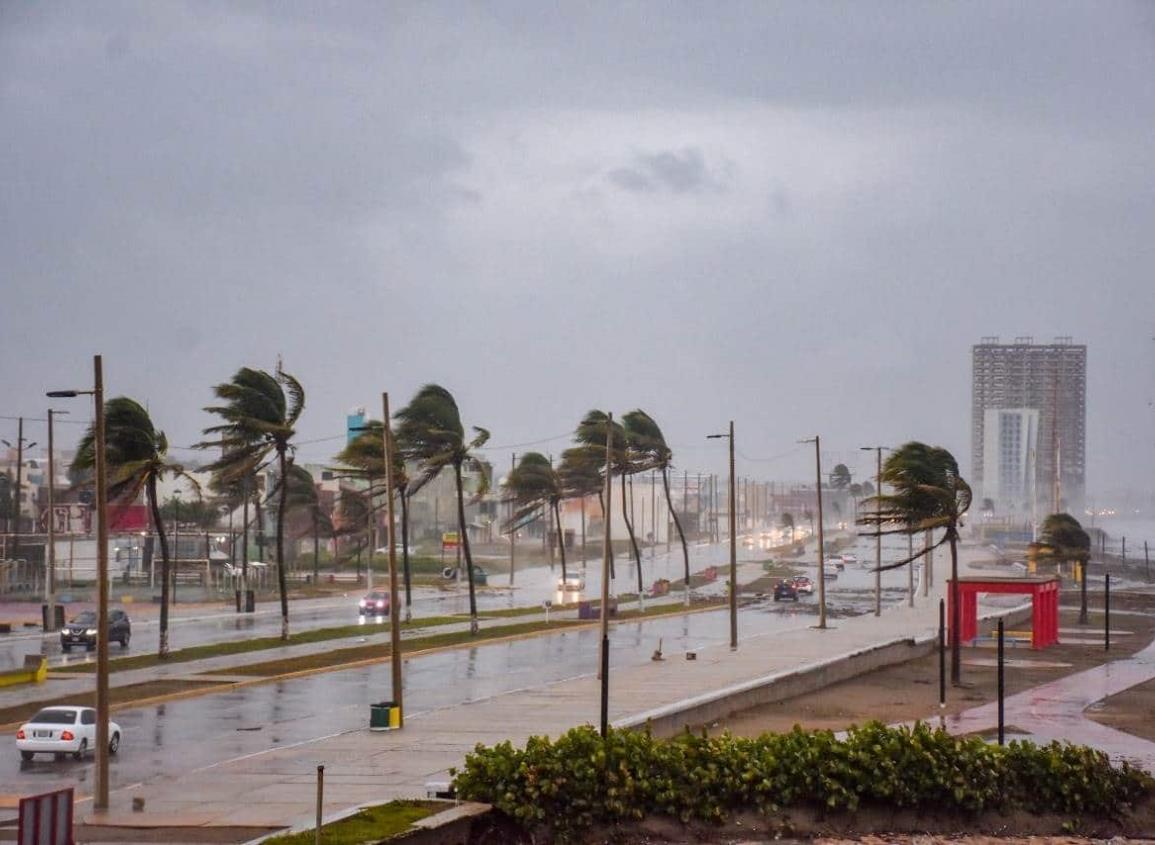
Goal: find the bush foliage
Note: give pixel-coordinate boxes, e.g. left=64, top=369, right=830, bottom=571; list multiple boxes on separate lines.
left=452, top=723, right=1152, bottom=836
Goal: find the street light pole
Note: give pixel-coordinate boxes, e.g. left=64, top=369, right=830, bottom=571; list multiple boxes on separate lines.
left=44, top=409, right=67, bottom=634
left=708, top=422, right=738, bottom=649
left=381, top=392, right=403, bottom=726
left=800, top=436, right=827, bottom=629
left=49, top=354, right=109, bottom=810
left=598, top=413, right=614, bottom=736
left=860, top=446, right=887, bottom=617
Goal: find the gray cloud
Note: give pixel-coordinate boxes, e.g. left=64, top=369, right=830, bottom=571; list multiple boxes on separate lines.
left=608, top=148, right=724, bottom=194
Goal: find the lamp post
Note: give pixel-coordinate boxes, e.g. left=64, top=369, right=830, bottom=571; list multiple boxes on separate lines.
left=2, top=418, right=37, bottom=562
left=860, top=446, right=888, bottom=617
left=708, top=421, right=738, bottom=649
left=799, top=436, right=827, bottom=629
left=598, top=413, right=614, bottom=736
left=44, top=409, right=68, bottom=634
left=48, top=354, right=109, bottom=811
left=381, top=392, right=403, bottom=726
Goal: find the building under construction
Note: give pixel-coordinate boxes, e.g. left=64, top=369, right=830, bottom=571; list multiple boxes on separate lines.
left=971, top=337, right=1086, bottom=515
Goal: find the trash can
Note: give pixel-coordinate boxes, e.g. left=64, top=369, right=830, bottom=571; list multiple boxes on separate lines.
left=370, top=701, right=401, bottom=731
left=244, top=590, right=256, bottom=613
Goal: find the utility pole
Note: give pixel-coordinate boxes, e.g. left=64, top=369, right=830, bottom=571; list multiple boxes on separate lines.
left=598, top=413, right=614, bottom=732
left=45, top=409, right=66, bottom=633
left=382, top=392, right=403, bottom=726
left=3, top=418, right=37, bottom=562
left=800, top=436, right=827, bottom=629
left=708, top=422, right=738, bottom=649
left=861, top=446, right=886, bottom=617
left=509, top=453, right=516, bottom=586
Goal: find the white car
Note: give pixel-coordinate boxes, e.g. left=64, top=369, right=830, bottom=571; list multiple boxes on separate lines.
left=558, top=575, right=585, bottom=592
left=840, top=553, right=858, bottom=565
left=16, top=706, right=121, bottom=762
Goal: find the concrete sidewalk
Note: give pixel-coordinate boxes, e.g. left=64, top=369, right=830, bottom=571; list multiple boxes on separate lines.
left=79, top=542, right=989, bottom=830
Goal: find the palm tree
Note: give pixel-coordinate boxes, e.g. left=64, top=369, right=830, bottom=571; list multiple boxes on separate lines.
left=272, top=465, right=334, bottom=585
left=780, top=512, right=795, bottom=544
left=333, top=421, right=415, bottom=616
left=830, top=463, right=852, bottom=490
left=333, top=488, right=372, bottom=578
left=505, top=452, right=568, bottom=581
left=558, top=445, right=607, bottom=575
left=394, top=385, right=490, bottom=635
left=622, top=410, right=691, bottom=601
left=73, top=397, right=196, bottom=658
left=576, top=411, right=640, bottom=598
left=200, top=366, right=304, bottom=641
left=858, top=442, right=972, bottom=685
left=1033, top=512, right=1091, bottom=623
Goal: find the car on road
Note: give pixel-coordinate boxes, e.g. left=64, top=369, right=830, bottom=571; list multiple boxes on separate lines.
left=773, top=580, right=799, bottom=602
left=16, top=706, right=121, bottom=762
left=825, top=557, right=845, bottom=572
left=791, top=575, right=814, bottom=595
left=558, top=575, right=585, bottom=592
left=358, top=590, right=391, bottom=615
left=60, top=609, right=131, bottom=652
left=840, top=553, right=858, bottom=565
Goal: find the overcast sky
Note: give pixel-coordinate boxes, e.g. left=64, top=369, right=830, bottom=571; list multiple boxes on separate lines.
left=2, top=2, right=1154, bottom=496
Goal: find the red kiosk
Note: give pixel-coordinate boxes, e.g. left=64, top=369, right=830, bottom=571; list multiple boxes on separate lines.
left=947, top=575, right=1061, bottom=649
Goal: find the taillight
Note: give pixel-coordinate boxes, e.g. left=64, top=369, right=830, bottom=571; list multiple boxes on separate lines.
left=61, top=731, right=74, bottom=741
left=16, top=729, right=25, bottom=739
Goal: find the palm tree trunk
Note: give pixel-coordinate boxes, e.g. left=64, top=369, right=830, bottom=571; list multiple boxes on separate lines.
left=553, top=500, right=567, bottom=582
left=621, top=474, right=643, bottom=600
left=454, top=462, right=479, bottom=634
left=662, top=469, right=690, bottom=602
left=598, top=489, right=614, bottom=579
left=312, top=512, right=320, bottom=585
left=1079, top=556, right=1088, bottom=624
left=147, top=475, right=172, bottom=659
left=400, top=492, right=412, bottom=620
left=949, top=526, right=961, bottom=686
left=276, top=450, right=290, bottom=641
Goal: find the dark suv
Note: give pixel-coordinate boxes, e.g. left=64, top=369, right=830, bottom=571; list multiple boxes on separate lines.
left=60, top=609, right=132, bottom=651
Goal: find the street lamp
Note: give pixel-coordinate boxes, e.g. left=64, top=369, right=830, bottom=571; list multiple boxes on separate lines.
left=707, top=422, right=737, bottom=649
left=47, top=354, right=110, bottom=811
left=860, top=446, right=889, bottom=617
left=799, top=436, right=827, bottom=629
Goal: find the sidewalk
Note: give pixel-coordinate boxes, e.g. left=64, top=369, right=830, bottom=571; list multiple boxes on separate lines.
left=81, top=543, right=991, bottom=830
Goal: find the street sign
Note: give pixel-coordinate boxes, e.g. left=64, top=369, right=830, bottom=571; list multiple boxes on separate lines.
left=441, top=531, right=460, bottom=549
left=18, top=787, right=73, bottom=845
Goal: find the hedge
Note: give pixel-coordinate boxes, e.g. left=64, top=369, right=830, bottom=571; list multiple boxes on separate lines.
left=451, top=722, right=1152, bottom=837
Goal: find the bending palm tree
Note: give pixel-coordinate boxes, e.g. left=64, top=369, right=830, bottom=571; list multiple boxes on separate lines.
left=576, top=411, right=640, bottom=597
left=622, top=410, right=691, bottom=603
left=858, top=442, right=971, bottom=685
left=1033, top=512, right=1091, bottom=623
left=200, top=366, right=305, bottom=641
left=272, top=465, right=334, bottom=585
left=505, top=452, right=568, bottom=581
left=73, top=397, right=197, bottom=658
left=558, top=446, right=605, bottom=573
left=395, top=385, right=489, bottom=635
left=333, top=420, right=415, bottom=617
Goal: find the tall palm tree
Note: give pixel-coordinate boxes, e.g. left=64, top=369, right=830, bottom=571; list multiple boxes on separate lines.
left=576, top=410, right=640, bottom=596
left=858, top=442, right=972, bottom=685
left=780, top=512, right=795, bottom=544
left=505, top=452, right=568, bottom=581
left=394, top=385, right=489, bottom=635
left=73, top=397, right=197, bottom=658
left=333, top=488, right=372, bottom=578
left=333, top=421, right=415, bottom=616
left=271, top=465, right=334, bottom=585
left=830, top=463, right=852, bottom=490
left=558, top=446, right=606, bottom=573
left=1034, top=512, right=1091, bottom=623
left=622, top=410, right=691, bottom=601
left=200, top=366, right=304, bottom=641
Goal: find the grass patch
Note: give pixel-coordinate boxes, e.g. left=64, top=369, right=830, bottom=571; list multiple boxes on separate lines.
left=0, top=679, right=223, bottom=728
left=262, top=799, right=442, bottom=845
left=53, top=616, right=472, bottom=675
left=221, top=619, right=588, bottom=677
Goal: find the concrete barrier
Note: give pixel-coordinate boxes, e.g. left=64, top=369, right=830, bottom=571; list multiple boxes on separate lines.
left=617, top=602, right=1033, bottom=738
left=0, top=655, right=48, bottom=688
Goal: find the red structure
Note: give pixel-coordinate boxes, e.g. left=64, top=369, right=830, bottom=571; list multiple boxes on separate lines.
left=947, top=575, right=1061, bottom=649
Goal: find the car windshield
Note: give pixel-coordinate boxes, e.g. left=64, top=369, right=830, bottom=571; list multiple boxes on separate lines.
left=70, top=611, right=97, bottom=625
left=31, top=709, right=77, bottom=725
left=367, top=592, right=388, bottom=600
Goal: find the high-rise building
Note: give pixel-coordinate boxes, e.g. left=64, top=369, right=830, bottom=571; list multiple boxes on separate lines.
left=971, top=337, right=1086, bottom=515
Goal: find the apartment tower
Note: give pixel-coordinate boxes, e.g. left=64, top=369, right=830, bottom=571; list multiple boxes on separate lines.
left=971, top=337, right=1086, bottom=515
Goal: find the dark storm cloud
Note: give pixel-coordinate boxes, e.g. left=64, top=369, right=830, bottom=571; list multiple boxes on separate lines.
left=1, top=1, right=1153, bottom=496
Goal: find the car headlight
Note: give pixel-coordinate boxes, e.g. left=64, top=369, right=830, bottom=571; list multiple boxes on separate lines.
left=85, top=628, right=98, bottom=635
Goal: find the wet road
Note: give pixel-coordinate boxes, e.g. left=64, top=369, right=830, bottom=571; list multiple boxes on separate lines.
left=0, top=533, right=915, bottom=671
left=2, top=534, right=922, bottom=799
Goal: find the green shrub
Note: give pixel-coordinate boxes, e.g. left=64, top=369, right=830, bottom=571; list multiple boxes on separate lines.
left=451, top=722, right=1152, bottom=838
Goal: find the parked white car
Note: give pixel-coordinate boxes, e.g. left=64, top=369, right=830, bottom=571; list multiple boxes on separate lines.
left=16, top=706, right=121, bottom=762
left=558, top=575, right=585, bottom=592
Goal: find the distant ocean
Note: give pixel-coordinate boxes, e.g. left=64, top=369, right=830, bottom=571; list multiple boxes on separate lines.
left=1092, top=516, right=1155, bottom=557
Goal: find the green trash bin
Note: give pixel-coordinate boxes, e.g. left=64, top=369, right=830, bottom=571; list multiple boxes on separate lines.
left=370, top=701, right=400, bottom=731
